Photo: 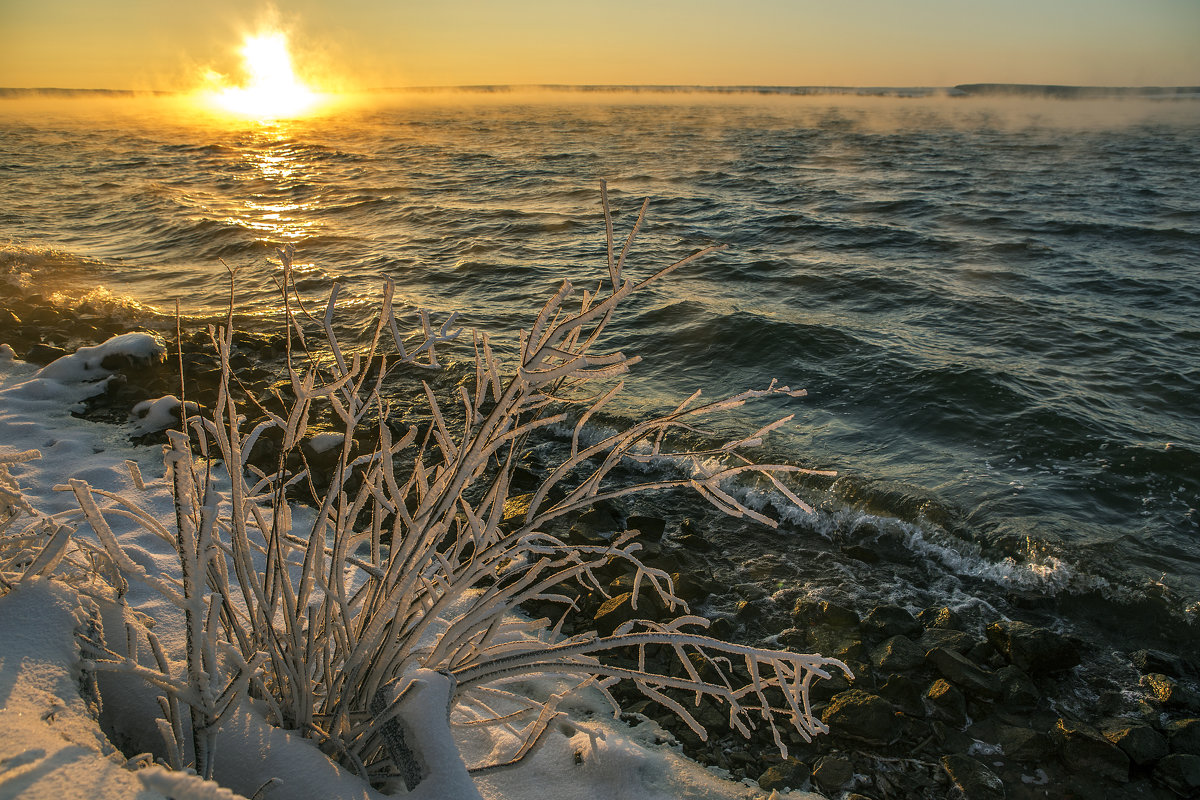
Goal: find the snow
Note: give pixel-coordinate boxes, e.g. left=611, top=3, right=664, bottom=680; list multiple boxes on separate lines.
left=0, top=336, right=822, bottom=800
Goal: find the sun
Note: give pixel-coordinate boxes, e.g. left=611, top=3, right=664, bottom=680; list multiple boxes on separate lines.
left=206, top=31, right=322, bottom=119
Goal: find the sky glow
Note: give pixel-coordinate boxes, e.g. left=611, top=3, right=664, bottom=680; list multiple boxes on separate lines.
left=0, top=0, right=1197, bottom=90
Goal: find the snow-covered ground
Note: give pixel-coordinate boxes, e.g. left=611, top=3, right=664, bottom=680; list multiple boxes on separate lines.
left=0, top=341, right=821, bottom=800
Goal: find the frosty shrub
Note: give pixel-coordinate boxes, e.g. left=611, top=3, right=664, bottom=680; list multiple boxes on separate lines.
left=66, top=184, right=852, bottom=794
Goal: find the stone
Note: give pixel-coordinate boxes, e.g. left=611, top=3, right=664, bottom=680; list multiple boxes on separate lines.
left=841, top=544, right=879, bottom=563
left=919, top=605, right=965, bottom=630
left=675, top=532, right=713, bottom=552
left=879, top=675, right=927, bottom=718
left=820, top=690, right=898, bottom=745
left=927, top=647, right=1001, bottom=700
left=1142, top=674, right=1200, bottom=712
left=919, top=627, right=978, bottom=654
left=1055, top=717, right=1130, bottom=784
left=995, top=665, right=1040, bottom=708
left=625, top=515, right=666, bottom=541
left=1104, top=723, right=1169, bottom=767
left=593, top=592, right=637, bottom=635
left=24, top=342, right=68, bottom=364
left=793, top=597, right=859, bottom=628
left=873, top=635, right=927, bottom=672
left=1132, top=649, right=1186, bottom=679
left=756, top=757, right=810, bottom=792
left=807, top=625, right=869, bottom=664
left=995, top=725, right=1055, bottom=763
left=860, top=605, right=923, bottom=640
left=986, top=620, right=1080, bottom=675
left=670, top=571, right=712, bottom=604
left=940, top=754, right=1006, bottom=800
left=1153, top=753, right=1200, bottom=797
left=926, top=678, right=967, bottom=726
left=812, top=756, right=854, bottom=793
left=1166, top=718, right=1200, bottom=756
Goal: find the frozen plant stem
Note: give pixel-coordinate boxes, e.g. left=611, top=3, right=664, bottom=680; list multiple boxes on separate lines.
left=65, top=183, right=850, bottom=793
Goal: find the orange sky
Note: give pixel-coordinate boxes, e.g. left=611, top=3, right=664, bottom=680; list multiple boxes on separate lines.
left=1, top=0, right=1197, bottom=90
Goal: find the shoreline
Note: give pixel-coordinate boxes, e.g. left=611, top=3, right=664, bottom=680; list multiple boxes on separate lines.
left=4, top=283, right=1199, bottom=798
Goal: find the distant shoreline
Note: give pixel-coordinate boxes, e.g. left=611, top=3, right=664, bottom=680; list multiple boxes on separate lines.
left=3, top=83, right=1198, bottom=100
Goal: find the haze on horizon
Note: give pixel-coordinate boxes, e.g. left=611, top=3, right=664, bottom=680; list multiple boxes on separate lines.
left=1, top=0, right=1197, bottom=92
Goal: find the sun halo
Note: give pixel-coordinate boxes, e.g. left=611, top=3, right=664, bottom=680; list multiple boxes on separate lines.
left=205, top=31, right=323, bottom=120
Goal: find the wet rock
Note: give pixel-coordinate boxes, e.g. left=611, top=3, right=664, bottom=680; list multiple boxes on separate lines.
left=879, top=675, right=927, bottom=718
left=940, top=754, right=1005, bottom=800
left=995, top=724, right=1055, bottom=763
left=578, top=502, right=622, bottom=534
left=756, top=757, right=810, bottom=792
left=812, top=755, right=854, bottom=793
left=985, top=620, right=1080, bottom=675
left=927, top=647, right=1001, bottom=700
left=625, top=515, right=666, bottom=542
left=919, top=605, right=965, bottom=630
left=840, top=544, right=879, bottom=564
left=1054, top=717, right=1130, bottom=783
left=1103, top=722, right=1169, bottom=767
left=919, top=627, right=978, bottom=654
left=821, top=690, right=898, bottom=745
left=670, top=571, right=713, bottom=605
left=25, top=342, right=68, bottom=364
left=1132, top=649, right=1188, bottom=679
left=793, top=598, right=860, bottom=628
left=807, top=625, right=870, bottom=664
left=594, top=592, right=639, bottom=635
left=995, top=665, right=1040, bottom=708
left=1153, top=753, right=1200, bottom=797
left=675, top=532, right=714, bottom=552
left=1165, top=718, right=1200, bottom=756
left=1142, top=674, right=1200, bottom=713
left=873, top=635, right=926, bottom=672
left=0, top=308, right=21, bottom=326
left=860, top=605, right=922, bottom=640
left=926, top=678, right=967, bottom=726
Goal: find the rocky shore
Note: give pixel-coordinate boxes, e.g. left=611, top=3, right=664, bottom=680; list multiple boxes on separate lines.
left=3, top=289, right=1199, bottom=799
left=526, top=504, right=1200, bottom=799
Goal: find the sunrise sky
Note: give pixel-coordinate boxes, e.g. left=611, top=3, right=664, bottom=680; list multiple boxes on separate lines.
left=1, top=0, right=1197, bottom=91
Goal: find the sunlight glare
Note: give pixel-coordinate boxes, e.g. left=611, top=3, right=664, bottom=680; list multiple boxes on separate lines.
left=208, top=31, right=321, bottom=119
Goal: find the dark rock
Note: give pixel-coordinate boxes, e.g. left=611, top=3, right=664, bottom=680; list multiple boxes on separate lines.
left=926, top=678, right=967, bottom=726
left=1142, top=674, right=1200, bottom=712
left=821, top=690, right=898, bottom=745
left=670, top=571, right=712, bottom=604
left=986, top=620, right=1080, bottom=675
left=578, top=503, right=622, bottom=534
left=995, top=724, right=1055, bottom=763
left=879, top=675, right=927, bottom=718
left=861, top=605, right=923, bottom=640
left=940, top=754, right=1005, bottom=800
left=625, top=515, right=666, bottom=541
left=927, top=647, right=1001, bottom=700
left=0, top=308, right=21, bottom=326
left=1103, top=722, right=1169, bottom=767
left=594, top=592, right=638, bottom=635
left=1055, top=717, right=1130, bottom=783
left=793, top=598, right=860, bottom=628
left=706, top=616, right=734, bottom=640
left=25, top=343, right=68, bottom=364
left=1166, top=718, right=1200, bottom=756
left=1153, top=753, right=1200, bottom=797
left=919, top=627, right=978, bottom=654
left=873, top=635, right=926, bottom=672
left=756, top=757, right=810, bottom=792
left=1005, top=590, right=1057, bottom=611
left=675, top=532, right=713, bottom=552
left=841, top=544, right=879, bottom=564
left=807, top=625, right=870, bottom=664
left=995, top=665, right=1040, bottom=708
left=812, top=755, right=854, bottom=793
left=1132, top=649, right=1187, bottom=679
left=918, top=605, right=965, bottom=630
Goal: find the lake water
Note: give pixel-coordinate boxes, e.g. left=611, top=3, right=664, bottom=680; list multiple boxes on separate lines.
left=2, top=89, right=1198, bottom=670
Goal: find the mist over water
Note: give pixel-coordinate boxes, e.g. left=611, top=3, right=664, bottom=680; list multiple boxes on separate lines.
left=2, top=91, right=1199, bottom=650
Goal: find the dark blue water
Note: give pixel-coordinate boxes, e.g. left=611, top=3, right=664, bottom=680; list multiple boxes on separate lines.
left=2, top=91, right=1198, bottom=660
